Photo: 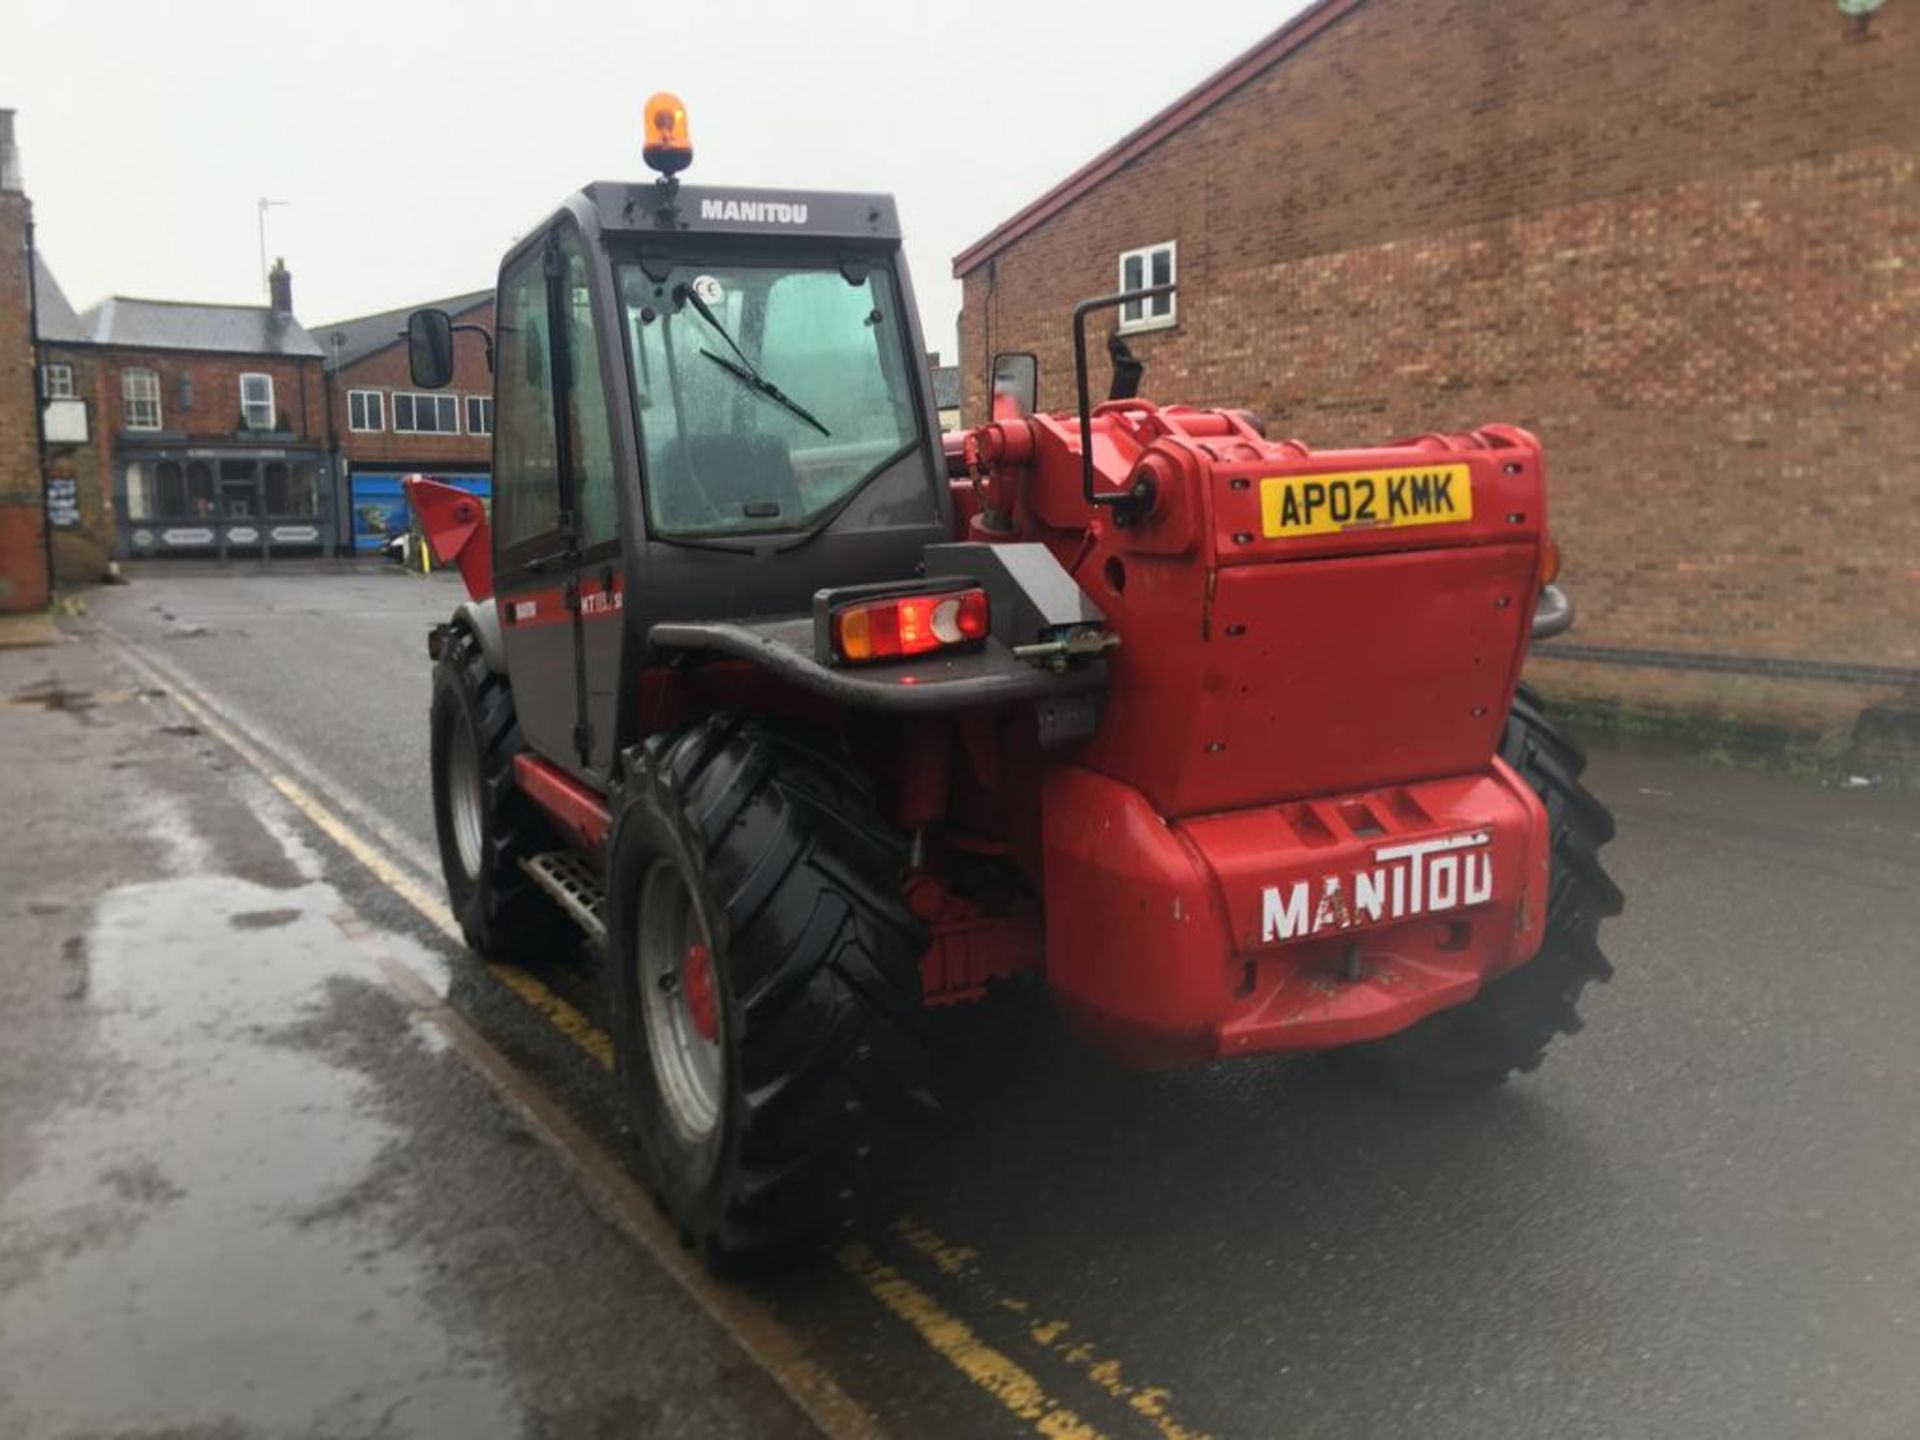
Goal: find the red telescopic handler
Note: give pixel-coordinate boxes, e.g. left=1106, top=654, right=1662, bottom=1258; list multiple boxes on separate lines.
left=403, top=93, right=1621, bottom=1268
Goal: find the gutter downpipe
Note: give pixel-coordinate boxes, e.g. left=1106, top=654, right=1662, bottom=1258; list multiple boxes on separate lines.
left=24, top=211, right=55, bottom=600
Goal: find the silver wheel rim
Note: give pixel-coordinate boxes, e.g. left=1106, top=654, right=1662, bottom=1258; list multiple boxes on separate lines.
left=637, top=858, right=725, bottom=1142
left=447, top=719, right=485, bottom=881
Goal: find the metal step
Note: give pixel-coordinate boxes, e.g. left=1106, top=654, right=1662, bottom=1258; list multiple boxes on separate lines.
left=522, top=850, right=606, bottom=941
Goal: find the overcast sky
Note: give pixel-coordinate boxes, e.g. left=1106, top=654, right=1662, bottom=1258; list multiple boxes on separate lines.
left=5, top=0, right=1300, bottom=360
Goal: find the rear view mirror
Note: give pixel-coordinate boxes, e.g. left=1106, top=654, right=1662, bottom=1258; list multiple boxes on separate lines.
left=407, top=309, right=455, bottom=389
left=990, top=353, right=1037, bottom=421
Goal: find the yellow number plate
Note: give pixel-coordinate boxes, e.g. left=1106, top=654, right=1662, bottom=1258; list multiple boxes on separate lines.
left=1259, top=463, right=1473, bottom=538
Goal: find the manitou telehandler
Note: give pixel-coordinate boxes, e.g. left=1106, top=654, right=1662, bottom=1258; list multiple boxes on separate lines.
left=404, top=94, right=1621, bottom=1266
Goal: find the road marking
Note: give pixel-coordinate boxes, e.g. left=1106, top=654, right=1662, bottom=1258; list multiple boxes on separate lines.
left=101, top=632, right=882, bottom=1440
left=892, top=1221, right=1214, bottom=1440
left=488, top=960, right=618, bottom=1070
left=104, top=626, right=1201, bottom=1440
left=838, top=1245, right=1105, bottom=1440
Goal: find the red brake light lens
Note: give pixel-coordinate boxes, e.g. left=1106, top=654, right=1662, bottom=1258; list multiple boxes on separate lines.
left=833, top=588, right=990, bottom=664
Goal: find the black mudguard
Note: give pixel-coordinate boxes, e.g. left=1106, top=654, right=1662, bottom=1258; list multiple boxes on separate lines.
left=646, top=541, right=1108, bottom=744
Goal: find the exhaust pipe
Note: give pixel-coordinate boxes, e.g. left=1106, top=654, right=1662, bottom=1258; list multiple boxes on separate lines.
left=1532, top=584, right=1574, bottom=641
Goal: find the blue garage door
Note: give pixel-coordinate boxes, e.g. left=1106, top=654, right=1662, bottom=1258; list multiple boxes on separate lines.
left=350, top=471, right=490, bottom=553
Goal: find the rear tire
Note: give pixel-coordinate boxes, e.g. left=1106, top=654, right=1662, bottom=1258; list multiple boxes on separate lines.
left=429, top=626, right=570, bottom=963
left=1335, top=685, right=1623, bottom=1094
left=605, top=714, right=930, bottom=1270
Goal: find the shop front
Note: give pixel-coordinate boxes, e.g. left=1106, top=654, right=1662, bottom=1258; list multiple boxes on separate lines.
left=119, top=446, right=335, bottom=558
left=347, top=468, right=489, bottom=553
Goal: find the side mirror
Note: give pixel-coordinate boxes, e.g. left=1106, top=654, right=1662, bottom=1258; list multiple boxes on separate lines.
left=407, top=309, right=456, bottom=389
left=990, top=352, right=1037, bottom=421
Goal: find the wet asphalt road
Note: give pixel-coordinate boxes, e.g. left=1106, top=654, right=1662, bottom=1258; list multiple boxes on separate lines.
left=51, top=563, right=1920, bottom=1439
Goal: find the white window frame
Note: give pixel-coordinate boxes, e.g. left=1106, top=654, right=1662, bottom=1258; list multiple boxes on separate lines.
left=239, top=372, right=276, bottom=431
left=348, top=389, right=385, bottom=433
left=1117, top=241, right=1177, bottom=334
left=391, top=391, right=460, bottom=435
left=464, top=394, right=493, bottom=436
left=123, top=367, right=162, bottom=431
left=42, top=363, right=74, bottom=400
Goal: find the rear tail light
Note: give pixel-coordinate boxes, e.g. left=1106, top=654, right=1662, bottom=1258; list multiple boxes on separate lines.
left=832, top=588, right=990, bottom=663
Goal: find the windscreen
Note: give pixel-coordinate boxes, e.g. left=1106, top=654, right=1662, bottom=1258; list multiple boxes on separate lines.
left=619, top=259, right=922, bottom=538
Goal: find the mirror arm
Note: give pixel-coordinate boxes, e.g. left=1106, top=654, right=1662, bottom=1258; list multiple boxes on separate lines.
left=452, top=322, right=495, bottom=375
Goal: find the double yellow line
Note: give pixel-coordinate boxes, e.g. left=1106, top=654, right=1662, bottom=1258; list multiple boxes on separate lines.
left=104, top=629, right=1212, bottom=1440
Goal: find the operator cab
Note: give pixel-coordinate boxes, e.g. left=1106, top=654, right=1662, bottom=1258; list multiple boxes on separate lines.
left=408, top=94, right=951, bottom=783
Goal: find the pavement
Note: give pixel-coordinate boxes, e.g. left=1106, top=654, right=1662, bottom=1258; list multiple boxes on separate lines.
left=0, top=620, right=813, bottom=1439
left=1, top=560, right=1917, bottom=1440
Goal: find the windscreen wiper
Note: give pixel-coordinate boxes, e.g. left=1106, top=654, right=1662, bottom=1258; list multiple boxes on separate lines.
left=672, top=283, right=831, bottom=438
left=697, top=349, right=832, bottom=439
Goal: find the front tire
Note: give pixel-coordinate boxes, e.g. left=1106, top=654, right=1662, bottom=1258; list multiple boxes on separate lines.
left=1336, top=685, right=1623, bottom=1093
left=429, top=626, right=569, bottom=963
left=606, top=715, right=930, bottom=1268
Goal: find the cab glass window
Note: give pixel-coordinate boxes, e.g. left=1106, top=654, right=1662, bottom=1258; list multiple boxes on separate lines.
left=492, top=248, right=557, bottom=551
left=618, top=260, right=920, bottom=537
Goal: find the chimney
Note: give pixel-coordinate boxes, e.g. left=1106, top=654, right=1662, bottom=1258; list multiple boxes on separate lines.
left=0, top=110, right=22, bottom=194
left=268, top=257, right=293, bottom=317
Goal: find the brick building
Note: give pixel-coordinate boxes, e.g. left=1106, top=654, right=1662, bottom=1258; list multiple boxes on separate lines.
left=315, top=290, right=493, bottom=553
left=33, top=259, right=332, bottom=564
left=0, top=110, right=48, bottom=612
left=955, top=0, right=1917, bottom=731
left=32, top=251, right=109, bottom=581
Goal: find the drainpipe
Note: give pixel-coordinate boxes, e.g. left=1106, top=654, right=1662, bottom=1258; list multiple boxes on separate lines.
left=326, top=334, right=343, bottom=554
left=24, top=212, right=55, bottom=598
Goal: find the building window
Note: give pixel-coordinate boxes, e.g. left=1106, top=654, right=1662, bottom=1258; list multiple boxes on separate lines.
left=348, top=389, right=384, bottom=432
left=130, top=459, right=216, bottom=520
left=42, top=363, right=74, bottom=400
left=264, top=461, right=319, bottom=517
left=123, top=368, right=162, bottom=430
left=465, top=395, right=493, bottom=435
left=1117, top=241, right=1176, bottom=332
left=392, top=391, right=460, bottom=434
left=240, top=372, right=276, bottom=430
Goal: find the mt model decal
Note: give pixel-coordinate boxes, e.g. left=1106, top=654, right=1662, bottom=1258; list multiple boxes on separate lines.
left=1261, top=830, right=1495, bottom=943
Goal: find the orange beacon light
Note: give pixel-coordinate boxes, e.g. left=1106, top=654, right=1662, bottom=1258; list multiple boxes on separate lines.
left=643, top=92, right=693, bottom=176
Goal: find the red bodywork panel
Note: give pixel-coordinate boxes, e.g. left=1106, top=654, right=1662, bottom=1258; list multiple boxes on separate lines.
left=954, top=403, right=1555, bottom=1063
left=514, top=754, right=608, bottom=850
left=405, top=475, right=494, bottom=601
left=1039, top=761, right=1548, bottom=1064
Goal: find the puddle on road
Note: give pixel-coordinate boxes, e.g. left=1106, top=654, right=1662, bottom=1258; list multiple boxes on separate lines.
left=2, top=680, right=138, bottom=722
left=0, top=870, right=514, bottom=1437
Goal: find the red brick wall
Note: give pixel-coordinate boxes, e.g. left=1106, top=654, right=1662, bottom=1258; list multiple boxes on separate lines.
left=0, top=190, right=49, bottom=612
left=100, top=348, right=326, bottom=442
left=957, top=0, right=1918, bottom=727
left=332, top=303, right=495, bottom=470
left=39, top=344, right=111, bottom=582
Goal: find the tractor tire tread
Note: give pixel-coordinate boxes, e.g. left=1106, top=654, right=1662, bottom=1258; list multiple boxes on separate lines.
left=1336, top=693, right=1623, bottom=1095
left=614, top=713, right=928, bottom=1266
left=430, top=627, right=568, bottom=962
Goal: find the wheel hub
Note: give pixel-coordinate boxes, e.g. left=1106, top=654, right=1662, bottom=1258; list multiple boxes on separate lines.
left=446, top=718, right=485, bottom=881
left=681, top=942, right=718, bottom=1042
left=636, top=859, right=725, bottom=1142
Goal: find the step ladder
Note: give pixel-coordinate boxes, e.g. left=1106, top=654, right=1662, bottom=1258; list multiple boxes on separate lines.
left=522, top=851, right=606, bottom=942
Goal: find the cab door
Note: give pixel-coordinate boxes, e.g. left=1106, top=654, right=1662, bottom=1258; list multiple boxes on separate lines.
left=492, top=231, right=586, bottom=771
left=551, top=225, right=624, bottom=781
